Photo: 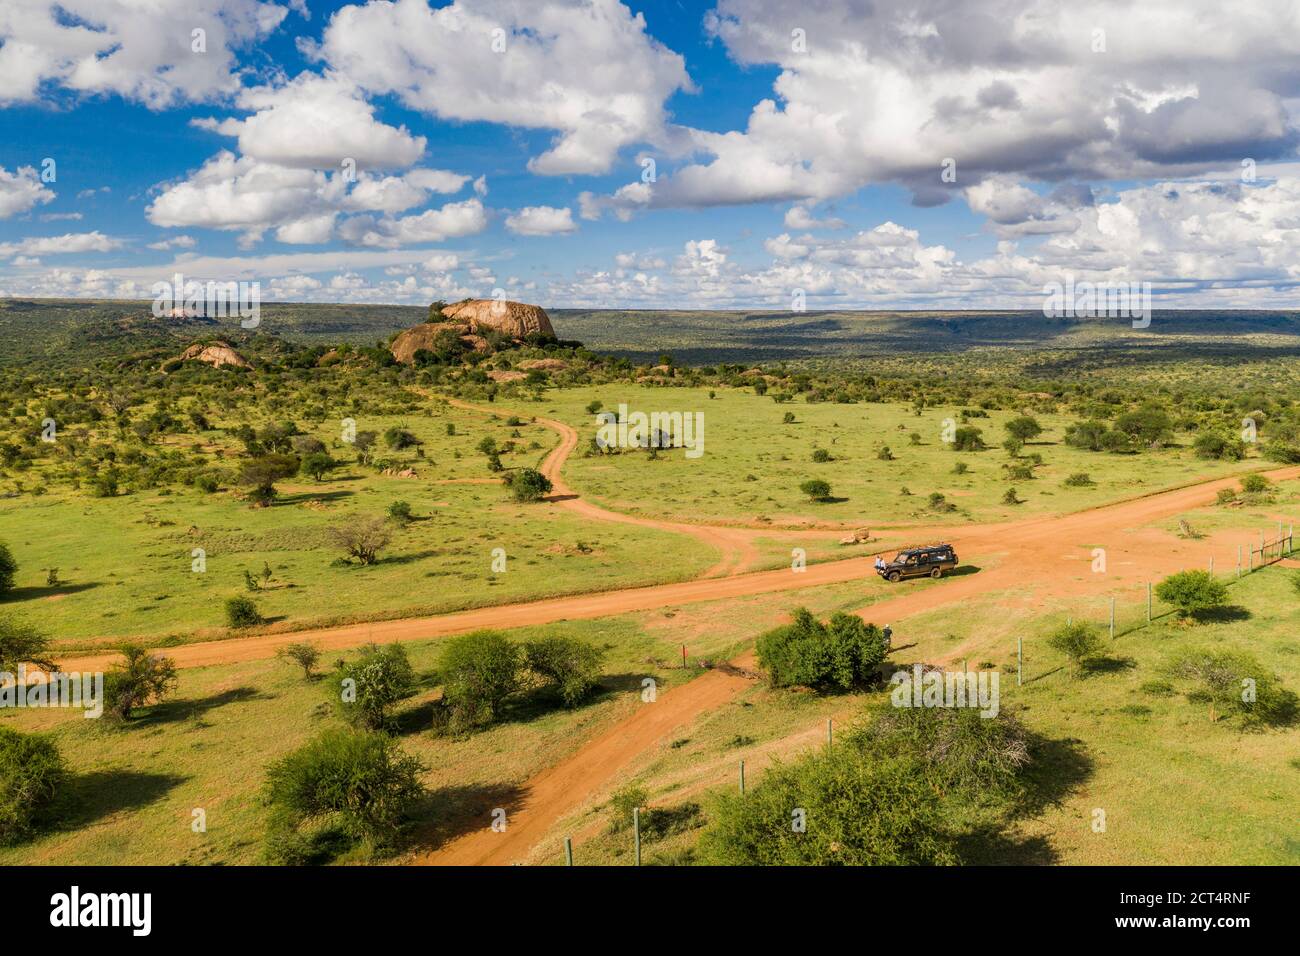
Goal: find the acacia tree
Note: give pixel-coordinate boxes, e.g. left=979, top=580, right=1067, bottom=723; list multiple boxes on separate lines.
left=104, top=646, right=178, bottom=722
left=1155, top=570, right=1228, bottom=621
left=328, top=517, right=392, bottom=565
left=0, top=613, right=53, bottom=671
left=239, top=453, right=299, bottom=506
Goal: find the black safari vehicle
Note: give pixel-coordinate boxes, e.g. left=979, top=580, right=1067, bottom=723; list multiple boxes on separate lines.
left=876, top=544, right=958, bottom=582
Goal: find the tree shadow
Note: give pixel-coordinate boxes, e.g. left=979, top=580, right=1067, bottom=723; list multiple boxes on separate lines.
left=1080, top=655, right=1138, bottom=677
left=1015, top=733, right=1095, bottom=818
left=954, top=825, right=1060, bottom=865
left=134, top=686, right=269, bottom=726
left=275, top=489, right=355, bottom=505
left=380, top=550, right=443, bottom=566
left=3, top=582, right=102, bottom=602
left=1192, top=605, right=1251, bottom=624
left=55, top=769, right=188, bottom=830
left=407, top=782, right=528, bottom=853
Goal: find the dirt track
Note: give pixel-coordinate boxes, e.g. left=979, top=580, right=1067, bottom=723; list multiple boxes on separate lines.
left=51, top=396, right=1300, bottom=865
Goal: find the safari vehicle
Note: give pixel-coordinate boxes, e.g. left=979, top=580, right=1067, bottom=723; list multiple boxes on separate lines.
left=876, top=544, right=958, bottom=582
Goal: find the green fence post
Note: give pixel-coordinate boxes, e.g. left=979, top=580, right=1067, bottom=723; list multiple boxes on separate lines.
left=565, top=837, right=573, bottom=867
left=826, top=718, right=833, bottom=749
left=739, top=760, right=746, bottom=794
left=633, top=808, right=641, bottom=866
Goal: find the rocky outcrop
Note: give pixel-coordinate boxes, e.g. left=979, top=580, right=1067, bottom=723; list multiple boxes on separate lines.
left=389, top=299, right=555, bottom=365
left=167, top=341, right=251, bottom=370
left=442, top=299, right=555, bottom=338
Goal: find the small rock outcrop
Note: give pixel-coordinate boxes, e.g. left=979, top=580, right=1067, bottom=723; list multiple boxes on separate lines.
left=389, top=299, right=555, bottom=365
left=167, top=341, right=251, bottom=371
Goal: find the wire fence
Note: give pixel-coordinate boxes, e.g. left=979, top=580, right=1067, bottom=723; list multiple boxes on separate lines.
left=1017, top=523, right=1296, bottom=685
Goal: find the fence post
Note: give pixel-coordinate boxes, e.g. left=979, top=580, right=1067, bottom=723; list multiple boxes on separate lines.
left=633, top=808, right=641, bottom=866
left=1017, top=637, right=1023, bottom=686
left=826, top=718, right=833, bottom=749
left=739, top=760, right=746, bottom=794
left=565, top=837, right=573, bottom=867
left=1110, top=597, right=1116, bottom=639
left=1208, top=555, right=1214, bottom=576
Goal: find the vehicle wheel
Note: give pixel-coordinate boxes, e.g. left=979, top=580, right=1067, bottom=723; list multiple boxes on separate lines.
left=931, top=567, right=942, bottom=579
left=888, top=571, right=900, bottom=582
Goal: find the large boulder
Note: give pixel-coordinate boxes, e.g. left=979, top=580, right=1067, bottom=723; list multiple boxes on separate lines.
left=389, top=299, right=555, bottom=365
left=167, top=340, right=251, bottom=370
left=442, top=299, right=555, bottom=339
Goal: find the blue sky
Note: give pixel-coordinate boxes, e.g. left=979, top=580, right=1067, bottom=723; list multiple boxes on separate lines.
left=1, top=0, right=1298, bottom=309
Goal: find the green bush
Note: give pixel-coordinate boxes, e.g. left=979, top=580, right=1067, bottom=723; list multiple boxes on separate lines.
left=435, top=631, right=523, bottom=733
left=1194, top=433, right=1246, bottom=461
left=263, top=728, right=425, bottom=862
left=1004, top=415, right=1042, bottom=442
left=811, top=448, right=832, bottom=463
left=224, top=595, right=264, bottom=628
left=800, top=478, right=831, bottom=501
left=523, top=636, right=604, bottom=707
left=0, top=542, right=16, bottom=596
left=332, top=643, right=416, bottom=731
left=756, top=607, right=887, bottom=691
left=387, top=500, right=413, bottom=524
left=1240, top=473, right=1270, bottom=494
left=1155, top=570, right=1228, bottom=620
left=952, top=426, right=985, bottom=451
left=697, top=745, right=956, bottom=865
left=103, top=645, right=178, bottom=721
left=0, top=612, right=53, bottom=671
left=1165, top=650, right=1298, bottom=728
left=1063, top=472, right=1093, bottom=487
left=505, top=468, right=552, bottom=502
left=1046, top=621, right=1106, bottom=675
left=0, top=727, right=66, bottom=845
left=607, top=784, right=648, bottom=833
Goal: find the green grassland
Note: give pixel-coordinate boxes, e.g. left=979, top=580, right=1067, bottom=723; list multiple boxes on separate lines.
left=0, top=397, right=717, bottom=646
left=540, top=385, right=1257, bottom=527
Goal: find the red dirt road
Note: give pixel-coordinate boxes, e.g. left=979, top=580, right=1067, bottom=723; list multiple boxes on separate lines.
left=413, top=465, right=1299, bottom=866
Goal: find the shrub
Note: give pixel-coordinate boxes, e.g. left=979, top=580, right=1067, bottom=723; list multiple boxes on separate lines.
left=387, top=500, right=413, bottom=524
left=927, top=492, right=956, bottom=513
left=0, top=542, right=16, bottom=596
left=0, top=727, right=66, bottom=845
left=435, top=631, right=523, bottom=734
left=1155, top=570, right=1228, bottom=620
left=1064, top=472, right=1093, bottom=487
left=328, top=516, right=392, bottom=565
left=951, top=461, right=969, bottom=475
left=1165, top=650, right=1298, bottom=728
left=607, top=784, right=649, bottom=833
left=782, top=411, right=795, bottom=424
left=952, top=426, right=985, bottom=451
left=504, top=468, right=552, bottom=502
left=1064, top=419, right=1108, bottom=451
left=1115, top=406, right=1172, bottom=444
left=1046, top=621, right=1106, bottom=676
left=811, top=448, right=832, bottom=463
left=876, top=446, right=894, bottom=461
left=1004, top=415, right=1042, bottom=442
left=756, top=607, right=888, bottom=691
left=103, top=646, right=178, bottom=721
left=696, top=744, right=956, bottom=865
left=1002, top=488, right=1022, bottom=505
left=1240, top=473, right=1270, bottom=494
left=332, top=643, right=416, bottom=731
left=1194, top=433, right=1246, bottom=461
left=300, top=452, right=336, bottom=481
left=282, top=642, right=321, bottom=679
left=263, top=728, right=425, bottom=861
left=239, top=453, right=299, bottom=505
left=800, top=479, right=831, bottom=501
left=0, top=613, right=53, bottom=671
left=225, top=595, right=263, bottom=628
left=383, top=427, right=421, bottom=450
left=523, top=636, right=604, bottom=707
